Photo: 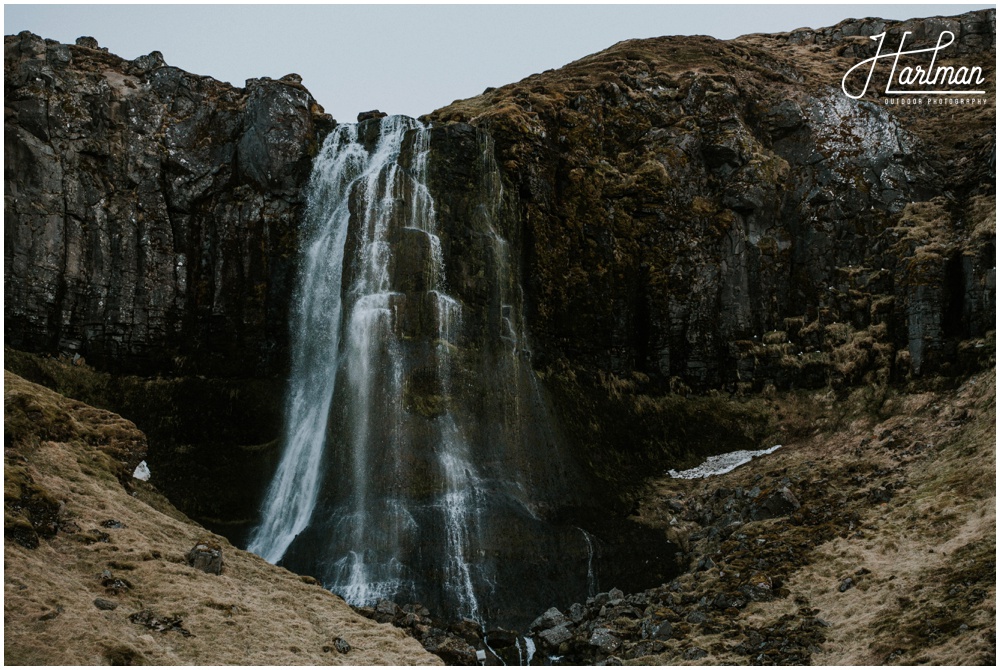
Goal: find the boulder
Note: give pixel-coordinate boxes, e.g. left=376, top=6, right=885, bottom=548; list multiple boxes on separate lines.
left=186, top=540, right=223, bottom=574
left=375, top=599, right=400, bottom=616
left=589, top=627, right=622, bottom=655
left=530, top=606, right=570, bottom=631
left=485, top=628, right=519, bottom=648
left=751, top=487, right=801, bottom=520
left=430, top=636, right=477, bottom=665
left=538, top=624, right=573, bottom=648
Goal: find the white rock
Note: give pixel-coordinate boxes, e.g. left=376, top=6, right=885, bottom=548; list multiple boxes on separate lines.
left=133, top=460, right=151, bottom=481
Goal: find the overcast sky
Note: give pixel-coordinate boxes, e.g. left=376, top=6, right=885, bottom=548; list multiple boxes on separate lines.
left=4, top=3, right=993, bottom=121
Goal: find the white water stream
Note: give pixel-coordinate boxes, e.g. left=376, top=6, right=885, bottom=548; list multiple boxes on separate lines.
left=246, top=124, right=365, bottom=562
left=248, top=116, right=482, bottom=619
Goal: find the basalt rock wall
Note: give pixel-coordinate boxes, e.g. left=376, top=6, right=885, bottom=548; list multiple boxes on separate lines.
left=4, top=30, right=334, bottom=537
left=5, top=31, right=335, bottom=378
left=427, top=8, right=995, bottom=393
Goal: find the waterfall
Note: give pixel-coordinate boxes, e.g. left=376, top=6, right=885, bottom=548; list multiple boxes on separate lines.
left=248, top=115, right=598, bottom=627
left=246, top=124, right=366, bottom=562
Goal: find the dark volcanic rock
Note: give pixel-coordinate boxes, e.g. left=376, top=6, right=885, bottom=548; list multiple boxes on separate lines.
left=426, top=9, right=994, bottom=394
left=357, top=109, right=388, bottom=122
left=4, top=30, right=334, bottom=377
left=751, top=487, right=801, bottom=520
left=589, top=627, right=623, bottom=654
left=538, top=624, right=573, bottom=648
left=186, top=540, right=223, bottom=574
left=530, top=606, right=571, bottom=632
left=4, top=31, right=335, bottom=538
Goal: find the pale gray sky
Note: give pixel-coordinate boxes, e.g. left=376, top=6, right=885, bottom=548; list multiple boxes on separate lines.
left=4, top=3, right=993, bottom=121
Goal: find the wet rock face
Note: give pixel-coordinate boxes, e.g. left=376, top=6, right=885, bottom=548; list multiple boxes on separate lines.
left=426, top=9, right=995, bottom=391
left=4, top=31, right=335, bottom=377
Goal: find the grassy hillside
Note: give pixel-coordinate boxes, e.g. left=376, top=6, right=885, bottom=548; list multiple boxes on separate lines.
left=3, top=372, right=440, bottom=666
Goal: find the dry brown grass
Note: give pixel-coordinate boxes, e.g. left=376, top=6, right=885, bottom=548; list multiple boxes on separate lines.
left=4, top=372, right=441, bottom=666
left=629, top=371, right=996, bottom=665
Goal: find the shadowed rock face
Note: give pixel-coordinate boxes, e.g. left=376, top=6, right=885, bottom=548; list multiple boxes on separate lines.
left=4, top=30, right=335, bottom=377
left=4, top=30, right=336, bottom=546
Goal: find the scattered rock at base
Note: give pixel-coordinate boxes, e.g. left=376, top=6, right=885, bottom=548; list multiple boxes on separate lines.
left=333, top=637, right=351, bottom=654
left=38, top=606, right=63, bottom=621
left=589, top=627, right=623, bottom=654
left=686, top=609, right=707, bottom=624
left=567, top=601, right=587, bottom=623
left=538, top=624, right=573, bottom=647
left=650, top=621, right=672, bottom=641
left=449, top=618, right=483, bottom=644
left=751, top=487, right=801, bottom=520
left=530, top=606, right=570, bottom=631
left=684, top=647, right=709, bottom=660
left=186, top=540, right=223, bottom=575
left=129, top=609, right=191, bottom=636
left=486, top=628, right=519, bottom=648
left=101, top=571, right=133, bottom=595
left=839, top=577, right=855, bottom=592
left=427, top=636, right=477, bottom=665
left=741, top=572, right=774, bottom=601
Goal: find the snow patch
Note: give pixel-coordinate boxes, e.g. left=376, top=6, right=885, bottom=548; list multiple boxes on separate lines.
left=668, top=445, right=782, bottom=479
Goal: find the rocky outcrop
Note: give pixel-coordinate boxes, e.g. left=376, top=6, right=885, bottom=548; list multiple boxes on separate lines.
left=5, top=31, right=334, bottom=377
left=419, top=10, right=994, bottom=507
left=426, top=9, right=995, bottom=391
left=4, top=31, right=337, bottom=539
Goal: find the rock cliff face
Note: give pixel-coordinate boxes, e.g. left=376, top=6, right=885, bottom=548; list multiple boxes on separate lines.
left=4, top=31, right=337, bottom=540
left=5, top=31, right=334, bottom=377
left=427, top=9, right=994, bottom=393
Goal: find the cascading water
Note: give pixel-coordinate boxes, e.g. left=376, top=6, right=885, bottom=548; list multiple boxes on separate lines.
left=249, top=115, right=616, bottom=627
left=246, top=124, right=364, bottom=563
